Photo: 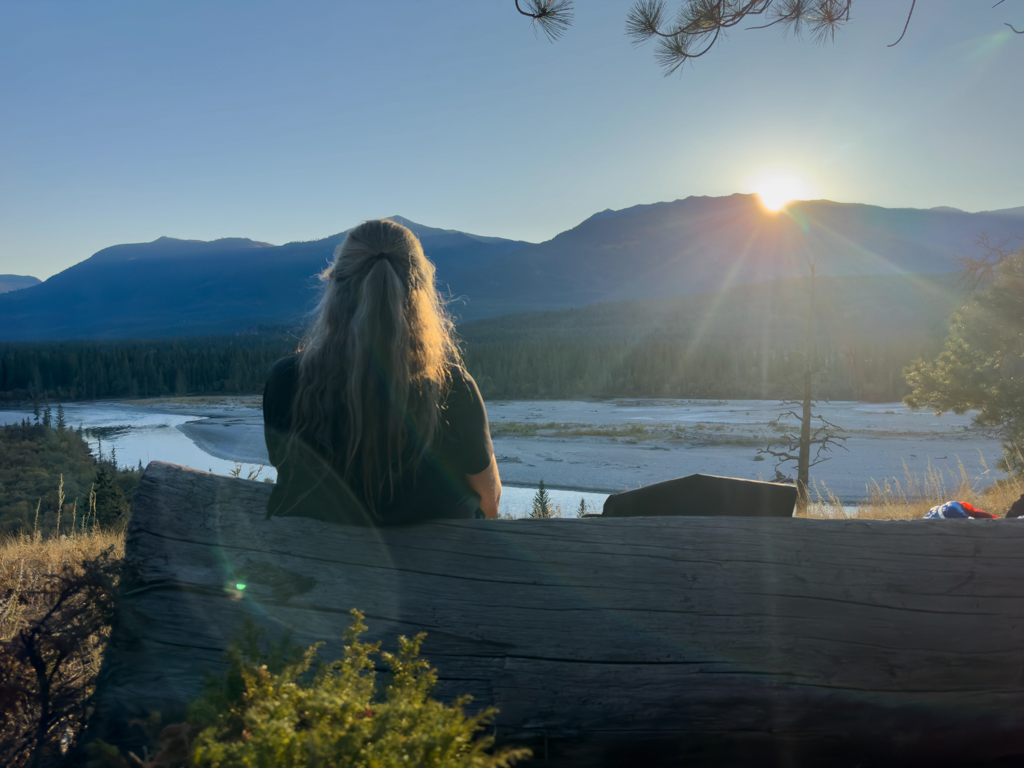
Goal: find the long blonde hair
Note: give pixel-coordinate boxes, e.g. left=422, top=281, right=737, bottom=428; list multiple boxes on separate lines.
left=290, top=219, right=461, bottom=511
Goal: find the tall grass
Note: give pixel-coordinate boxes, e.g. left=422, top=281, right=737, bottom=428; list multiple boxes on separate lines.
left=804, top=455, right=1022, bottom=520
left=1, top=528, right=124, bottom=641
left=1, top=527, right=124, bottom=766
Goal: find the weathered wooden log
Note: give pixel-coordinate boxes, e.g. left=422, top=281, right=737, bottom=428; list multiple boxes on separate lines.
left=92, top=461, right=1024, bottom=766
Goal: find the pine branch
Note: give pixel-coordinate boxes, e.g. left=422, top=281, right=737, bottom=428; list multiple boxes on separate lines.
left=516, top=1, right=1022, bottom=74
left=515, top=0, right=574, bottom=41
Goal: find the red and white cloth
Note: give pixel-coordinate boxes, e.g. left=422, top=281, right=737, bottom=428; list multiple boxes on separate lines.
left=923, top=501, right=997, bottom=519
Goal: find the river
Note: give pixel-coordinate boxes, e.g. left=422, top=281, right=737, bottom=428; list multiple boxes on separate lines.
left=0, top=397, right=1002, bottom=517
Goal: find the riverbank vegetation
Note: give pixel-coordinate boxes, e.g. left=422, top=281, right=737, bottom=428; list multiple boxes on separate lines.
left=0, top=420, right=141, bottom=536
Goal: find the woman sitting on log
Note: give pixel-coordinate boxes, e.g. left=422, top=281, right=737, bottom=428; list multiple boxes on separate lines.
left=262, top=219, right=501, bottom=524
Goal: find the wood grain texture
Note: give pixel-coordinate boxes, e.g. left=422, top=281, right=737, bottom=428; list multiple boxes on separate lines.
left=92, top=462, right=1024, bottom=766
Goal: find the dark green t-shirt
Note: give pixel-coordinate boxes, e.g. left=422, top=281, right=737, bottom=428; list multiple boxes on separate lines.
left=262, top=355, right=493, bottom=525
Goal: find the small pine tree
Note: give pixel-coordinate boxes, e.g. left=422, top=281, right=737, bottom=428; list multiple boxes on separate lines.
left=577, top=497, right=588, bottom=518
left=56, top=403, right=67, bottom=431
left=530, top=480, right=552, bottom=519
left=32, top=400, right=40, bottom=425
left=42, top=403, right=52, bottom=428
left=92, top=467, right=129, bottom=527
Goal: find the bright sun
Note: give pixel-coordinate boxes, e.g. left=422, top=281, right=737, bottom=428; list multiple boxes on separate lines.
left=755, top=175, right=808, bottom=212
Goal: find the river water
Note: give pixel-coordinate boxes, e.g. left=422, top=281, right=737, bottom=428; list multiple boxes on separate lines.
left=0, top=398, right=1003, bottom=517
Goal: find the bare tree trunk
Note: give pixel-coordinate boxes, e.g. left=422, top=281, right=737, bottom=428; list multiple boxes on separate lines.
left=796, top=263, right=816, bottom=513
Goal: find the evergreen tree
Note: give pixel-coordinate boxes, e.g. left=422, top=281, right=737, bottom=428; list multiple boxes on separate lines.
left=174, top=368, right=188, bottom=396
left=577, top=497, right=588, bottom=518
left=42, top=402, right=51, bottom=428
left=92, top=466, right=129, bottom=527
left=56, top=403, right=66, bottom=431
left=530, top=480, right=553, bottom=519
left=33, top=400, right=40, bottom=425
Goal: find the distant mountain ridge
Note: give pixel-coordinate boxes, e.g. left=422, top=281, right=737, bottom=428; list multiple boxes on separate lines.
left=0, top=275, right=41, bottom=294
left=447, top=195, right=1024, bottom=318
left=0, top=219, right=527, bottom=340
left=0, top=196, right=1021, bottom=340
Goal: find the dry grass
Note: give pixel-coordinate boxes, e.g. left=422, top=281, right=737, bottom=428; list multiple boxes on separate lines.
left=803, top=455, right=1022, bottom=520
left=1, top=529, right=124, bottom=641
left=1, top=529, right=124, bottom=767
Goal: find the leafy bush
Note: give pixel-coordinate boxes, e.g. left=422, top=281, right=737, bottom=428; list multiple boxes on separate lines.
left=95, top=611, right=530, bottom=768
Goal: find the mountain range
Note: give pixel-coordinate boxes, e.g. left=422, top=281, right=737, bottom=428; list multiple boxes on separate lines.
left=1, top=196, right=1022, bottom=341
left=0, top=275, right=41, bottom=295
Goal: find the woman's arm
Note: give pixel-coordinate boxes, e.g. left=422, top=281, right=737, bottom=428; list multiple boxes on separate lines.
left=466, top=454, right=502, bottom=519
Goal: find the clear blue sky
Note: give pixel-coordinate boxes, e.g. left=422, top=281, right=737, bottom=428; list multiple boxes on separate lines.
left=2, top=0, right=1022, bottom=279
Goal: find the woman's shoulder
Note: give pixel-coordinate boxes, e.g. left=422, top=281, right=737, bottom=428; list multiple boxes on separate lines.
left=268, top=353, right=300, bottom=379
left=442, top=363, right=487, bottom=420
left=266, top=353, right=302, bottom=389
left=264, top=354, right=301, bottom=421
left=445, top=362, right=480, bottom=397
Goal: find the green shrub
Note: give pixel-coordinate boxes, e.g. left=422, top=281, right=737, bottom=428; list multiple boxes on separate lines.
left=115, top=611, right=531, bottom=768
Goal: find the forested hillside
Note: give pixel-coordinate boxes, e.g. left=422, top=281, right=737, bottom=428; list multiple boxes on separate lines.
left=0, top=272, right=964, bottom=403
left=0, top=334, right=296, bottom=402
left=460, top=273, right=963, bottom=401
